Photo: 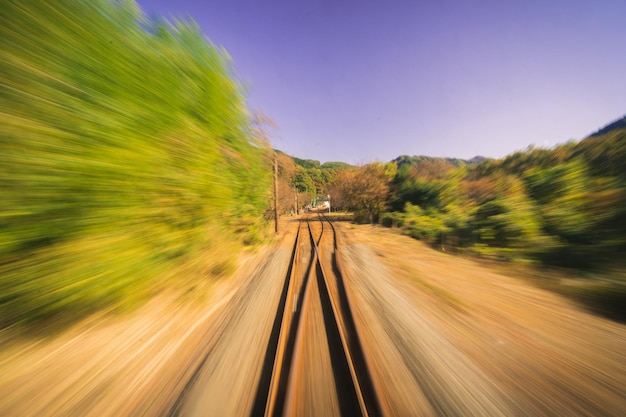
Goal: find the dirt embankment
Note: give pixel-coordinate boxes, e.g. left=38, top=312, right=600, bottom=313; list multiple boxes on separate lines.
left=0, top=222, right=297, bottom=417
left=340, top=223, right=626, bottom=416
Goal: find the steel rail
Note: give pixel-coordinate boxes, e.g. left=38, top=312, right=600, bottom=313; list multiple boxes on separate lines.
left=280, top=218, right=320, bottom=416
left=317, top=213, right=382, bottom=417
left=261, top=220, right=302, bottom=417
left=257, top=214, right=382, bottom=417
left=249, top=219, right=307, bottom=417
left=312, top=214, right=370, bottom=417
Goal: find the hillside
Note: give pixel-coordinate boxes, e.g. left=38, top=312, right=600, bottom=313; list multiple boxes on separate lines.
left=276, top=115, right=625, bottom=277
left=587, top=115, right=626, bottom=138
left=393, top=154, right=488, bottom=168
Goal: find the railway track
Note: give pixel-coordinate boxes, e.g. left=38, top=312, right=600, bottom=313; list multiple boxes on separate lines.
left=251, top=214, right=382, bottom=417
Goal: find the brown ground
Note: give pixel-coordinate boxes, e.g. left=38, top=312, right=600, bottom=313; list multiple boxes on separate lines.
left=0, top=219, right=624, bottom=416
left=339, top=222, right=626, bottom=416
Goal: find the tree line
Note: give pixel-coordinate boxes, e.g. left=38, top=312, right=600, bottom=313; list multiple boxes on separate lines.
left=383, top=127, right=625, bottom=269
left=279, top=119, right=626, bottom=271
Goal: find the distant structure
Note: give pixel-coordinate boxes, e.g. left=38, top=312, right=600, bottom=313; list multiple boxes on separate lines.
left=313, top=197, right=330, bottom=211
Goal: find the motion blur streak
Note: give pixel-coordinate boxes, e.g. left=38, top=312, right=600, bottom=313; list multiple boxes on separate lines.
left=1, top=2, right=625, bottom=417
left=0, top=0, right=271, bottom=329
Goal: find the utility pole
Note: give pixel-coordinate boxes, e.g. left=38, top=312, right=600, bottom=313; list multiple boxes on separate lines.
left=294, top=186, right=299, bottom=215
left=274, top=157, right=279, bottom=234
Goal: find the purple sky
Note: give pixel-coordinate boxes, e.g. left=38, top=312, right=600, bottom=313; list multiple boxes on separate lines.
left=137, top=0, right=625, bottom=164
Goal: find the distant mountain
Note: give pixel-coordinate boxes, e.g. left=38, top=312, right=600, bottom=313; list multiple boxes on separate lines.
left=292, top=156, right=321, bottom=169
left=392, top=154, right=488, bottom=169
left=274, top=150, right=355, bottom=170
left=467, top=155, right=488, bottom=164
left=291, top=157, right=354, bottom=170
left=587, top=115, right=626, bottom=138
left=320, top=161, right=353, bottom=170
left=278, top=114, right=626, bottom=172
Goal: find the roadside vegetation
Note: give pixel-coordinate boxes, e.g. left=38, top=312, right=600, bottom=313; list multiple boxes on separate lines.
left=305, top=119, right=625, bottom=319
left=278, top=120, right=625, bottom=276
left=1, top=1, right=272, bottom=329
left=383, top=125, right=626, bottom=270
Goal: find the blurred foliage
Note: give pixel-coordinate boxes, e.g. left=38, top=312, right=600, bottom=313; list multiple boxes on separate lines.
left=0, top=0, right=272, bottom=328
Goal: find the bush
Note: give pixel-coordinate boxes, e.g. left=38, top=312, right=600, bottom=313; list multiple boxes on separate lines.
left=381, top=212, right=404, bottom=227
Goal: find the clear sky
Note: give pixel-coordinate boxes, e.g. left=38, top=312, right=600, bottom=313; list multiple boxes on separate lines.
left=137, top=0, right=625, bottom=164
